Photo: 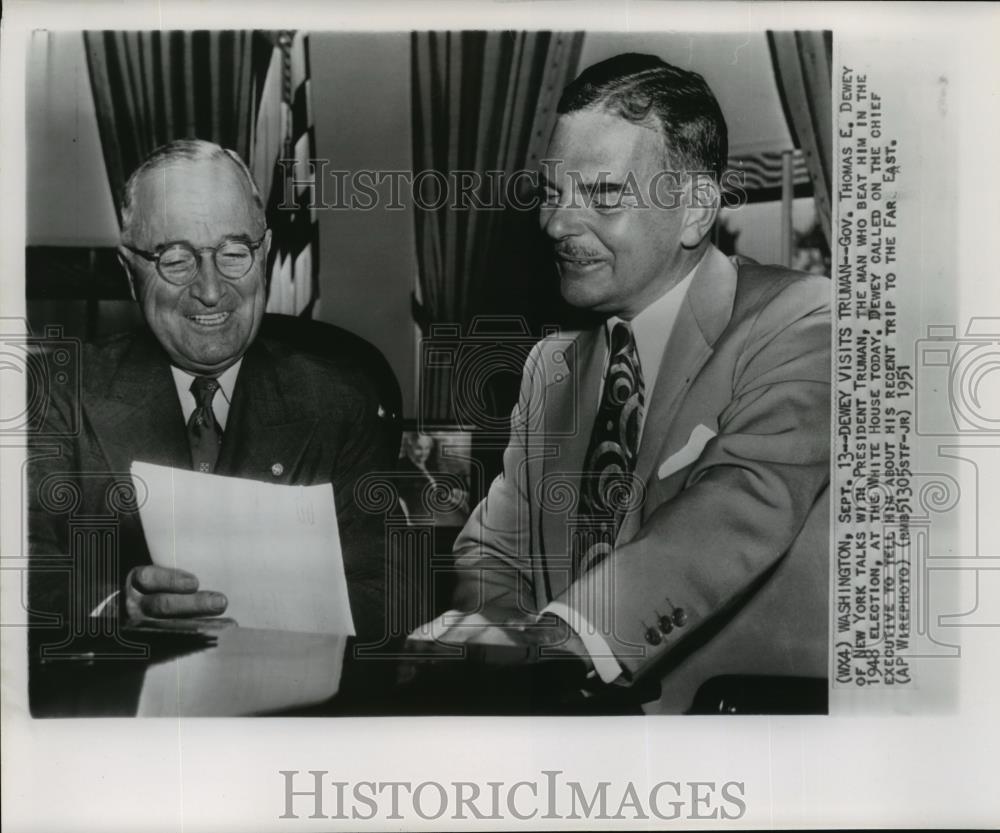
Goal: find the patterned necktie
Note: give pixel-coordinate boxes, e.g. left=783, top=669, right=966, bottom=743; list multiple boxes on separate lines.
left=188, top=376, right=223, bottom=474
left=572, top=322, right=645, bottom=577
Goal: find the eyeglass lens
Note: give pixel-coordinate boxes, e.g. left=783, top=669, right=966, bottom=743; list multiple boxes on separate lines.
left=158, top=240, right=255, bottom=284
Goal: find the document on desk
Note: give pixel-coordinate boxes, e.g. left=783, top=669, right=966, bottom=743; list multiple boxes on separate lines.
left=130, top=462, right=355, bottom=636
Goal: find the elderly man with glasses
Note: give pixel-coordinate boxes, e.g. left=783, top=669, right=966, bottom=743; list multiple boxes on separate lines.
left=28, top=139, right=392, bottom=650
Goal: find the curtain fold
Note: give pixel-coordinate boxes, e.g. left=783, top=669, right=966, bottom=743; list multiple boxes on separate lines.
left=84, top=30, right=268, bottom=218
left=411, top=30, right=584, bottom=419
left=84, top=30, right=317, bottom=315
left=767, top=31, right=834, bottom=246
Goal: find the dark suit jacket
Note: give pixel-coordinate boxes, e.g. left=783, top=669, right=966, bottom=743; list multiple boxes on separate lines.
left=452, top=247, right=831, bottom=712
left=28, top=327, right=396, bottom=647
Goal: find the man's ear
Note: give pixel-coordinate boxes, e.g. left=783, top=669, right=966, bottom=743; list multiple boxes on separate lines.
left=116, top=246, right=139, bottom=301
left=680, top=173, right=721, bottom=249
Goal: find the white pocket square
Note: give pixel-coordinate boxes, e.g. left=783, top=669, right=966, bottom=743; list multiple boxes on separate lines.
left=657, top=424, right=716, bottom=480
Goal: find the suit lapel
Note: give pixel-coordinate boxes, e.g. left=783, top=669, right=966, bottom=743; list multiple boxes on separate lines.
left=215, top=339, right=319, bottom=481
left=87, top=332, right=319, bottom=483
left=90, top=331, right=191, bottom=473
left=540, top=246, right=739, bottom=587
left=622, top=246, right=739, bottom=538
left=541, top=327, right=604, bottom=599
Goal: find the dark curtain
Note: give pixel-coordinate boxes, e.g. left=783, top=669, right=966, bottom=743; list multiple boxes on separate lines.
left=84, top=30, right=273, bottom=219
left=411, top=30, right=583, bottom=420
left=767, top=31, right=834, bottom=246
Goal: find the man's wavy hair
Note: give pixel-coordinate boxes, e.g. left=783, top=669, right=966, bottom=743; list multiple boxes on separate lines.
left=557, top=53, right=728, bottom=181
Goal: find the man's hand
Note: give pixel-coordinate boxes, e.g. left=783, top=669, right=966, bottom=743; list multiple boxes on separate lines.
left=455, top=611, right=591, bottom=668
left=124, top=565, right=228, bottom=622
left=400, top=611, right=594, bottom=710
left=508, top=612, right=590, bottom=665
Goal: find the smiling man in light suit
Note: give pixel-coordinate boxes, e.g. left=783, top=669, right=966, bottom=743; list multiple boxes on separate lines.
left=447, top=54, right=831, bottom=713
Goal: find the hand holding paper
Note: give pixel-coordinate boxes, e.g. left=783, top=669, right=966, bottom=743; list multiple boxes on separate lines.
left=124, top=564, right=229, bottom=622
left=130, top=461, right=355, bottom=635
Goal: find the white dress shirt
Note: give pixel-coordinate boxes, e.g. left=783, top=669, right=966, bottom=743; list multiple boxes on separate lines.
left=90, top=360, right=243, bottom=616
left=542, top=255, right=702, bottom=683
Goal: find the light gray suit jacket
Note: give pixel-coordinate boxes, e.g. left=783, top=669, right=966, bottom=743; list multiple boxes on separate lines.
left=452, top=246, right=831, bottom=711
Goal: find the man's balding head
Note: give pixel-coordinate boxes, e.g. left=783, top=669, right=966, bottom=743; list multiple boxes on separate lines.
left=120, top=139, right=266, bottom=245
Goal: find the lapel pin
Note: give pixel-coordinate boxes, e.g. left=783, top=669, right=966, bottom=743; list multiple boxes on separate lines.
left=271, top=463, right=284, bottom=477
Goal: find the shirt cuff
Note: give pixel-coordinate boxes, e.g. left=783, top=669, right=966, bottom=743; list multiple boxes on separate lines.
left=541, top=600, right=623, bottom=684
left=90, top=590, right=120, bottom=618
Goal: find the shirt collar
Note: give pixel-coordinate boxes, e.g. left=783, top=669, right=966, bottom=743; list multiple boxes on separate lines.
left=604, top=250, right=704, bottom=390
left=170, top=359, right=242, bottom=429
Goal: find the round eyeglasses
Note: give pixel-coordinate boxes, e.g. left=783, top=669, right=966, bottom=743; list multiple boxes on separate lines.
left=124, top=234, right=267, bottom=286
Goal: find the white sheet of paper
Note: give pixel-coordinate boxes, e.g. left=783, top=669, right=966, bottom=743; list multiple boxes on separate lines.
left=131, top=462, right=355, bottom=636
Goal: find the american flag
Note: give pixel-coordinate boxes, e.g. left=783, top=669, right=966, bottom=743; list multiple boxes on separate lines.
left=251, top=31, right=320, bottom=317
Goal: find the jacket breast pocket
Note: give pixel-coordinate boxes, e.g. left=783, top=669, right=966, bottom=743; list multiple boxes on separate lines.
left=657, top=423, right=717, bottom=481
